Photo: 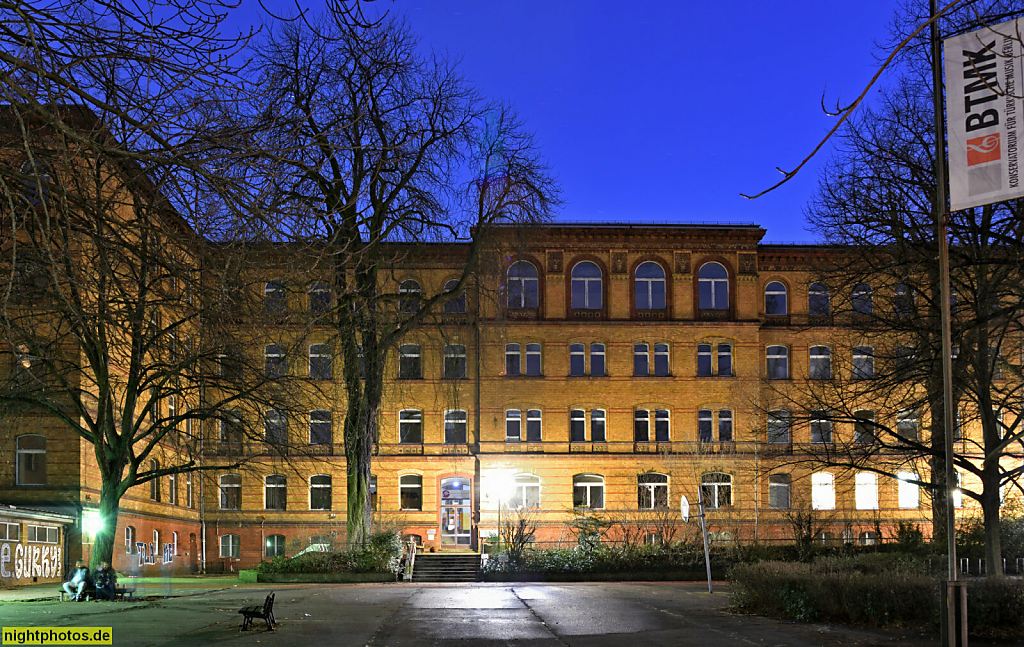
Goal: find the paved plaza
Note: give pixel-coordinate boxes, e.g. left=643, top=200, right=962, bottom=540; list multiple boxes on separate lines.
left=0, top=580, right=993, bottom=646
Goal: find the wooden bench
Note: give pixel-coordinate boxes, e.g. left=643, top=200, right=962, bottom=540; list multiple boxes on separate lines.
left=238, top=592, right=275, bottom=631
left=59, top=583, right=95, bottom=601
left=60, top=583, right=133, bottom=601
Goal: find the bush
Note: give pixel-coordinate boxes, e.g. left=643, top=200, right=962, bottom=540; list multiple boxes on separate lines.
left=729, top=558, right=1024, bottom=637
left=482, top=543, right=711, bottom=575
left=253, top=530, right=401, bottom=575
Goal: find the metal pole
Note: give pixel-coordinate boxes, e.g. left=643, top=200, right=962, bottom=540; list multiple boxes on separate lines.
left=697, top=486, right=713, bottom=594
left=929, top=2, right=963, bottom=644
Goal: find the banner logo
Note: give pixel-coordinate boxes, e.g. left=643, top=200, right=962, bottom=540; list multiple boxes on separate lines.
left=967, top=133, right=1001, bottom=165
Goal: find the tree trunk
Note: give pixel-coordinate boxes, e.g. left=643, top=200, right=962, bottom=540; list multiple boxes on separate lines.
left=981, top=461, right=1004, bottom=576
left=927, top=394, right=950, bottom=549
left=91, top=475, right=124, bottom=570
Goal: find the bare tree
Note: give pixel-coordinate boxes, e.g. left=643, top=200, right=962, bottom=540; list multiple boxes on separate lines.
left=242, top=4, right=557, bottom=545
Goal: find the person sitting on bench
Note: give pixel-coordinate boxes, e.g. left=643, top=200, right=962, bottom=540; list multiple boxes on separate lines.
left=94, top=561, right=117, bottom=600
left=63, top=560, right=91, bottom=601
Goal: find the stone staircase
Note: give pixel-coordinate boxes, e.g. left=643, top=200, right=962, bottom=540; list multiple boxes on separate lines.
left=411, top=553, right=480, bottom=583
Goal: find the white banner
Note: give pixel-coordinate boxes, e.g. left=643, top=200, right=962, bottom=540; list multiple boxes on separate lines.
left=945, top=18, right=1024, bottom=210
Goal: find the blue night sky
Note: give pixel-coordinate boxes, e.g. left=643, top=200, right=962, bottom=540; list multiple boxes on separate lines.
left=254, top=1, right=907, bottom=242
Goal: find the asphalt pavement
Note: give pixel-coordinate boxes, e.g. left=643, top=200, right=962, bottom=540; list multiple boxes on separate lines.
left=0, top=580, right=1004, bottom=646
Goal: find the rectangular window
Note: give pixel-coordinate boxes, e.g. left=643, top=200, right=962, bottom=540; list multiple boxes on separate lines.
left=309, top=410, right=332, bottom=445
left=634, top=343, right=649, bottom=377
left=855, top=472, right=878, bottom=510
left=590, top=343, right=606, bottom=377
left=525, top=344, right=542, bottom=376
left=569, top=344, right=586, bottom=377
left=653, top=343, right=669, bottom=376
left=444, top=344, right=467, bottom=379
left=26, top=525, right=58, bottom=543
left=697, top=344, right=712, bottom=377
left=854, top=410, right=875, bottom=443
left=718, top=344, right=733, bottom=376
left=769, top=474, right=790, bottom=509
left=505, top=343, right=521, bottom=376
left=220, top=534, right=240, bottom=558
left=505, top=410, right=521, bottom=441
left=309, top=344, right=332, bottom=379
left=0, top=523, right=20, bottom=541
left=811, top=412, right=832, bottom=443
left=811, top=472, right=835, bottom=510
left=897, top=472, right=919, bottom=509
left=570, top=409, right=586, bottom=442
left=634, top=409, right=650, bottom=442
left=853, top=346, right=874, bottom=379
left=526, top=409, right=542, bottom=441
left=654, top=409, right=670, bottom=442
left=444, top=410, right=468, bottom=444
left=897, top=410, right=918, bottom=440
left=399, top=410, right=423, bottom=444
left=591, top=409, right=606, bottom=442
left=398, top=345, right=422, bottom=379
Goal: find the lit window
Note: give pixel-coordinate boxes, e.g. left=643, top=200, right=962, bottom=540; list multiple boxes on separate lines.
left=510, top=474, right=541, bottom=509
left=855, top=472, right=878, bottom=510
left=811, top=472, right=835, bottom=510
left=398, top=344, right=422, bottom=379
left=310, top=475, right=332, bottom=511
left=765, top=281, right=788, bottom=315
left=573, top=474, right=605, bottom=509
left=265, top=534, right=285, bottom=558
left=809, top=346, right=831, bottom=380
left=400, top=475, right=422, bottom=510
left=698, top=262, right=729, bottom=310
left=897, top=472, right=919, bottom=509
left=635, top=262, right=666, bottom=310
left=265, top=475, right=287, bottom=510
left=399, top=410, right=423, bottom=444
left=701, top=472, right=732, bottom=509
left=571, top=261, right=603, bottom=309
left=637, top=473, right=668, bottom=509
left=769, top=474, right=790, bottom=509
left=507, top=261, right=539, bottom=309
left=444, top=410, right=468, bottom=444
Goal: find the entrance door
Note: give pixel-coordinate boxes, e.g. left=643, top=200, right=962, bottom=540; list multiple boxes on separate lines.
left=439, top=477, right=472, bottom=547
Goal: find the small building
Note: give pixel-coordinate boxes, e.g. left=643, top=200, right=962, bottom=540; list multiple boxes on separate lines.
left=0, top=504, right=74, bottom=587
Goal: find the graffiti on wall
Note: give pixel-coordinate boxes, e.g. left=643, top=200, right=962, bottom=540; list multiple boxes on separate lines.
left=135, top=542, right=174, bottom=566
left=0, top=541, right=63, bottom=580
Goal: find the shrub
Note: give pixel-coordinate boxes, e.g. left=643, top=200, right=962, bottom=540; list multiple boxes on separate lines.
left=253, top=530, right=402, bottom=575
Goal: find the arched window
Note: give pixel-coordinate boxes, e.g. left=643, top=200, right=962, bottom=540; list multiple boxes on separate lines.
left=265, top=534, right=285, bottom=558
left=570, top=261, right=602, bottom=310
left=769, top=474, right=790, bottom=509
left=149, top=459, right=161, bottom=502
left=15, top=435, right=46, bottom=485
left=698, top=262, right=729, bottom=310
left=309, top=410, right=332, bottom=445
left=767, top=410, right=790, bottom=444
left=637, top=473, right=668, bottom=509
left=219, top=474, right=241, bottom=509
left=634, top=409, right=650, bottom=442
left=308, top=282, right=331, bottom=315
left=399, top=280, right=421, bottom=314
left=219, top=534, right=240, bottom=558
left=808, top=282, right=830, bottom=316
left=654, top=409, right=670, bottom=442
left=809, top=346, right=831, bottom=380
left=400, top=475, right=423, bottom=510
left=569, top=343, right=586, bottom=376
left=265, top=281, right=286, bottom=314
left=125, top=526, right=137, bottom=554
left=265, top=475, right=287, bottom=510
left=853, top=283, right=873, bottom=315
left=570, top=409, right=586, bottom=442
left=168, top=473, right=178, bottom=505
left=510, top=474, right=541, bottom=509
left=764, top=281, right=788, bottom=315
left=635, top=262, right=666, bottom=310
left=701, top=472, right=732, bottom=509
left=507, top=261, right=539, bottom=309
left=573, top=474, right=605, bottom=509
left=444, top=410, right=468, bottom=444
left=264, top=409, right=286, bottom=444
left=766, top=345, right=789, bottom=379
left=310, top=475, right=332, bottom=510
left=443, top=279, right=467, bottom=314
